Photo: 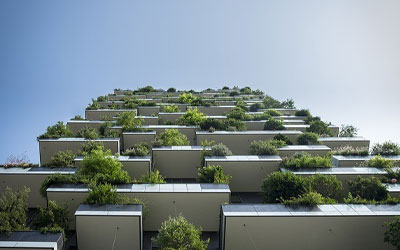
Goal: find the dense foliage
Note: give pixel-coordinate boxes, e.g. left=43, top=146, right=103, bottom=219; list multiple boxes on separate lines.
left=163, top=105, right=180, bottom=113
left=137, top=170, right=166, bottom=184
left=249, top=140, right=283, bottom=155
left=116, top=111, right=144, bottom=132
left=264, top=117, right=285, bottom=130
left=77, top=126, right=99, bottom=139
left=280, top=153, right=332, bottom=169
left=384, top=216, right=400, bottom=250
left=47, top=150, right=76, bottom=167
left=0, top=187, right=30, bottom=234
left=262, top=172, right=306, bottom=202
left=297, top=132, right=319, bottom=145
left=37, top=121, right=73, bottom=140
left=338, top=124, right=358, bottom=137
left=86, top=183, right=143, bottom=205
left=306, top=118, right=332, bottom=136
left=177, top=108, right=206, bottom=126
left=371, top=141, right=400, bottom=156
left=209, top=143, right=233, bottom=156
left=332, top=146, right=369, bottom=156
left=154, top=129, right=190, bottom=146
left=198, top=165, right=231, bottom=184
left=366, top=155, right=395, bottom=168
left=35, top=200, right=69, bottom=237
left=348, top=176, right=388, bottom=201
left=122, top=142, right=150, bottom=157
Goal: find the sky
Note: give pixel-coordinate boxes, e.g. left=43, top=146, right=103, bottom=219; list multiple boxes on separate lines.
left=0, top=0, right=399, bottom=164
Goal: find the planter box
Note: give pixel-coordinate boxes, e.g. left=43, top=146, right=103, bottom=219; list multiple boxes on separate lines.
left=122, top=132, right=156, bottom=151
left=158, top=112, right=185, bottom=124
left=137, top=116, right=159, bottom=126
left=75, top=156, right=151, bottom=179
left=258, top=108, right=297, bottom=116
left=282, top=119, right=305, bottom=125
left=39, top=138, right=120, bottom=165
left=143, top=125, right=198, bottom=144
left=196, top=131, right=302, bottom=155
left=97, top=101, right=125, bottom=109
left=220, top=204, right=399, bottom=250
left=332, top=155, right=400, bottom=167
left=205, top=156, right=282, bottom=192
left=284, top=125, right=339, bottom=135
left=146, top=93, right=164, bottom=99
left=85, top=109, right=136, bottom=121
left=137, top=106, right=160, bottom=116
left=318, top=137, right=370, bottom=149
left=114, top=90, right=133, bottom=95
left=0, top=167, right=75, bottom=208
left=152, top=146, right=208, bottom=179
left=75, top=204, right=143, bottom=250
left=192, top=106, right=235, bottom=116
left=47, top=183, right=230, bottom=231
left=67, top=120, right=116, bottom=134
left=159, top=103, right=188, bottom=112
left=244, top=120, right=306, bottom=131
left=0, top=231, right=64, bottom=250
left=281, top=167, right=387, bottom=192
left=278, top=145, right=331, bottom=158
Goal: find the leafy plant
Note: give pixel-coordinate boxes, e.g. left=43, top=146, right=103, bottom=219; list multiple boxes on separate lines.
left=152, top=215, right=209, bottom=250
left=37, top=121, right=73, bottom=140
left=86, top=99, right=101, bottom=110
left=371, top=141, right=400, bottom=156
left=224, top=118, right=246, bottom=131
left=155, top=129, right=190, bottom=146
left=332, top=146, right=369, bottom=156
left=274, top=134, right=293, bottom=145
left=226, top=107, right=247, bottom=120
left=86, top=183, right=143, bottom=205
left=229, top=91, right=240, bottom=97
left=35, top=200, right=69, bottom=236
left=137, top=170, right=166, bottom=184
left=280, top=153, right=331, bottom=169
left=167, top=87, right=176, bottom=92
left=77, top=126, right=99, bottom=139
left=307, top=174, right=343, bottom=200
left=177, top=93, right=197, bottom=104
left=262, top=172, right=307, bottom=203
left=163, top=105, right=180, bottom=113
left=282, top=191, right=335, bottom=206
left=199, top=118, right=226, bottom=131
left=198, top=165, right=231, bottom=184
left=249, top=140, right=279, bottom=155
left=264, top=109, right=282, bottom=116
left=136, top=86, right=155, bottom=93
left=366, top=155, right=395, bottom=168
left=0, top=187, right=30, bottom=235
left=40, top=174, right=84, bottom=198
left=71, top=115, right=85, bottom=120
left=348, top=176, right=388, bottom=201
left=80, top=141, right=104, bottom=155
left=307, top=118, right=332, bottom=136
left=263, top=117, right=285, bottom=130
left=47, top=150, right=76, bottom=167
left=384, top=216, right=400, bottom=250
left=263, top=95, right=282, bottom=109
left=249, top=102, right=264, bottom=112
left=338, top=124, right=358, bottom=137
left=116, top=111, right=144, bottom=132
left=177, top=108, right=206, bottom=126
left=209, top=143, right=232, bottom=156
left=297, top=132, right=319, bottom=145
left=295, top=109, right=311, bottom=117
left=122, top=142, right=150, bottom=157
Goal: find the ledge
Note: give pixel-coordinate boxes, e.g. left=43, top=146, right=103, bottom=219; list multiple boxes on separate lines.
left=280, top=167, right=387, bottom=175
left=75, top=204, right=142, bottom=216
left=205, top=155, right=282, bottom=162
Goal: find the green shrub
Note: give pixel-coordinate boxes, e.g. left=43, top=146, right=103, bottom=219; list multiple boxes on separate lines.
left=240, top=86, right=252, bottom=95
left=79, top=148, right=130, bottom=185
left=136, top=86, right=155, bottom=93
left=295, top=109, right=311, bottom=117
left=248, top=112, right=271, bottom=121
left=80, top=141, right=104, bottom=155
left=280, top=153, right=331, bottom=169
left=261, top=172, right=307, bottom=203
left=116, top=111, right=144, bottom=132
left=348, top=176, right=388, bottom=201
left=38, top=121, right=73, bottom=140
left=77, top=126, right=99, bottom=139
left=222, top=86, right=229, bottom=90
left=152, top=215, right=209, bottom=250
left=249, top=103, right=264, bottom=112
left=0, top=187, right=30, bottom=235
left=178, top=108, right=206, bottom=126
left=249, top=140, right=279, bottom=155
left=198, top=165, right=231, bottom=184
left=104, top=130, right=121, bottom=138
left=264, top=109, right=282, bottom=116
left=99, top=121, right=113, bottom=136
left=96, top=95, right=107, bottom=102
left=155, top=129, right=190, bottom=146
left=263, top=95, right=282, bottom=109
left=199, top=118, right=226, bottom=131
left=307, top=119, right=332, bottom=136
left=226, top=107, right=246, bottom=120
left=47, top=150, right=76, bottom=167
left=86, top=183, right=143, bottom=205
left=167, top=87, right=176, bottom=92
left=264, top=117, right=285, bottom=130
left=282, top=191, right=335, bottom=206
left=371, top=141, right=400, bottom=156
left=177, top=93, right=197, bottom=104
left=86, top=99, right=101, bottom=110
left=384, top=216, right=400, bottom=250
left=274, top=134, right=293, bottom=145
left=122, top=142, right=150, bottom=157
left=229, top=91, right=240, bottom=97
left=163, top=105, right=180, bottom=113
left=71, top=115, right=85, bottom=120
left=338, top=124, right=358, bottom=137
left=35, top=200, right=69, bottom=235
left=280, top=99, right=295, bottom=109
left=332, top=146, right=369, bottom=156
left=224, top=118, right=246, bottom=131
left=138, top=170, right=166, bottom=184
left=366, top=155, right=395, bottom=168
left=209, top=143, right=232, bottom=156
left=307, top=174, right=343, bottom=200
left=297, top=132, right=319, bottom=145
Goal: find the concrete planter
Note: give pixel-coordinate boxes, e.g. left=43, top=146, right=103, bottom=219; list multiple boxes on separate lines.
left=0, top=231, right=64, bottom=250
left=220, top=204, right=399, bottom=250
left=97, top=101, right=125, bottom=109
left=67, top=120, right=116, bottom=134
left=85, top=109, right=136, bottom=121
left=122, top=132, right=156, bottom=151
left=143, top=125, right=198, bottom=145
left=332, top=155, right=400, bottom=167
left=283, top=125, right=339, bottom=135
left=158, top=112, right=185, bottom=124
left=75, top=156, right=151, bottom=179
left=278, top=145, right=331, bottom=158
left=318, top=137, right=370, bottom=149
left=39, top=138, right=120, bottom=165
left=0, top=167, right=75, bottom=208
left=196, top=131, right=302, bottom=155
left=114, top=90, right=133, bottom=95
left=137, top=106, right=160, bottom=116
left=282, top=119, right=305, bottom=125
left=47, top=183, right=230, bottom=231
left=192, top=106, right=235, bottom=116
left=258, top=108, right=297, bottom=116
left=152, top=146, right=208, bottom=179
left=160, top=103, right=188, bottom=112
left=205, top=155, right=282, bottom=192
left=75, top=204, right=143, bottom=250
left=281, top=167, right=388, bottom=192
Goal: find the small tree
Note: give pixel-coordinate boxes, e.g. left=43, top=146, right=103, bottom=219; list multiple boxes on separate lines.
left=338, top=124, right=358, bottom=137
left=0, top=187, right=30, bottom=234
left=297, top=132, right=319, bottom=145
left=178, top=108, right=206, bottom=126
left=37, top=121, right=73, bottom=140
left=249, top=140, right=279, bottom=155
left=348, top=176, right=388, bottom=201
left=384, top=216, right=400, bottom=250
left=138, top=170, right=166, bottom=184
left=262, top=172, right=307, bottom=202
left=198, top=165, right=231, bottom=184
left=116, top=111, right=144, bottom=132
left=35, top=200, right=69, bottom=235
left=47, top=150, right=76, bottom=167
left=155, top=129, right=190, bottom=146
left=77, top=126, right=98, bottom=139
left=153, top=216, right=209, bottom=250
left=264, top=117, right=285, bottom=130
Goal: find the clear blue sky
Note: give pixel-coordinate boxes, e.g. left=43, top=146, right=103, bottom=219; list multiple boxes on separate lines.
left=1, top=0, right=399, bottom=164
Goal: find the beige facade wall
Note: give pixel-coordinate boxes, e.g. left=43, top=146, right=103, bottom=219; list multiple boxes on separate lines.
left=67, top=120, right=108, bottom=134
left=149, top=126, right=198, bottom=145
left=137, top=106, right=160, bottom=116
left=194, top=106, right=235, bottom=116
left=159, top=103, right=187, bottom=112
left=85, top=109, right=136, bottom=120
left=122, top=132, right=156, bottom=151
left=158, top=112, right=184, bottom=124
